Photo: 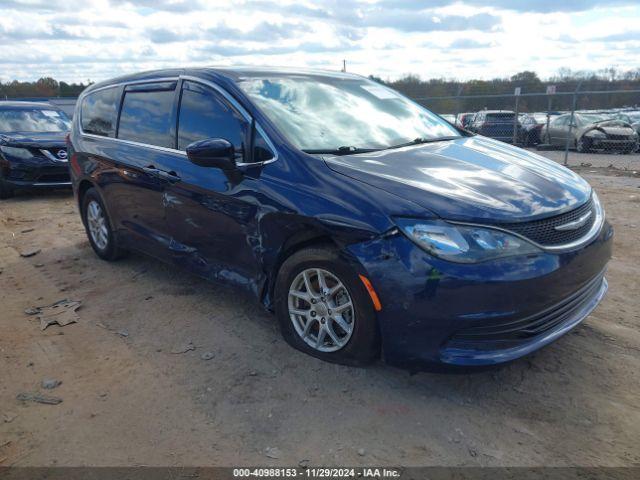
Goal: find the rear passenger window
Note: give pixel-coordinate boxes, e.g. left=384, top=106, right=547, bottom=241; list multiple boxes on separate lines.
left=118, top=87, right=176, bottom=148
left=178, top=81, right=248, bottom=153
left=81, top=87, right=120, bottom=137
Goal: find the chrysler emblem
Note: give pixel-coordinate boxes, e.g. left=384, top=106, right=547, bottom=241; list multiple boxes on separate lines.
left=554, top=211, right=592, bottom=231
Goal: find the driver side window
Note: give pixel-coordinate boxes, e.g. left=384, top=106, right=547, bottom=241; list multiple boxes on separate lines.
left=177, top=81, right=248, bottom=156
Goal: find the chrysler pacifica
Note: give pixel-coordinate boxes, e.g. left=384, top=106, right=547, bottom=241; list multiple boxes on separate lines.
left=68, top=68, right=612, bottom=370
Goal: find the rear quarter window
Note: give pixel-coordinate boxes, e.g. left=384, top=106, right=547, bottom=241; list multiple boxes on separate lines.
left=81, top=87, right=120, bottom=137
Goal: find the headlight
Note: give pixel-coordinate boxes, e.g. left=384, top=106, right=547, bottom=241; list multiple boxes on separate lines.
left=0, top=146, right=34, bottom=160
left=395, top=218, right=541, bottom=263
left=585, top=130, right=606, bottom=139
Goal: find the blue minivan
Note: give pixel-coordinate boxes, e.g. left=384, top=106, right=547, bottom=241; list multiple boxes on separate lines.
left=68, top=68, right=612, bottom=370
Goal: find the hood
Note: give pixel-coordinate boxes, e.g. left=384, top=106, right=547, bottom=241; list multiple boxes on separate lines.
left=580, top=120, right=635, bottom=136
left=0, top=131, right=67, bottom=148
left=324, top=136, right=591, bottom=223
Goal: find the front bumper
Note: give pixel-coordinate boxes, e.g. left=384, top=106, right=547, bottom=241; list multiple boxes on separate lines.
left=589, top=138, right=637, bottom=151
left=2, top=160, right=71, bottom=189
left=348, top=220, right=613, bottom=370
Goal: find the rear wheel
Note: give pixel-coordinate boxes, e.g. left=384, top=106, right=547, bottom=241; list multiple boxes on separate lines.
left=274, top=246, right=380, bottom=366
left=81, top=188, right=127, bottom=261
left=0, top=178, right=15, bottom=199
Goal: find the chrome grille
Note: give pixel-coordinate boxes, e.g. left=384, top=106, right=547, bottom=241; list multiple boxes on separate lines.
left=499, top=197, right=595, bottom=246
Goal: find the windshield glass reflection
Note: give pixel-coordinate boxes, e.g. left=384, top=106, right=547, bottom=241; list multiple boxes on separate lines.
left=238, top=75, right=460, bottom=151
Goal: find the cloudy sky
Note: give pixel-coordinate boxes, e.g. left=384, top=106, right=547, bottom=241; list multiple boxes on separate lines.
left=1, top=0, right=639, bottom=83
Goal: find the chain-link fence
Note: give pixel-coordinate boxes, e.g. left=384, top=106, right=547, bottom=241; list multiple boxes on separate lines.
left=411, top=88, right=640, bottom=169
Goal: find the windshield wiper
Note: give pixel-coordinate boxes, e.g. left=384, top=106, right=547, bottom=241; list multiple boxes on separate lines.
left=302, top=136, right=462, bottom=156
left=302, top=146, right=383, bottom=156
left=384, top=136, right=461, bottom=151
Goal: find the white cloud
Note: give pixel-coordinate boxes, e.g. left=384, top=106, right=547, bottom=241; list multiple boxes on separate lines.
left=0, top=0, right=638, bottom=83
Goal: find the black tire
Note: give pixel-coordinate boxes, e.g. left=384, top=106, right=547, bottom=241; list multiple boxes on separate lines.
left=274, top=246, right=380, bottom=366
left=81, top=188, right=127, bottom=261
left=0, top=178, right=15, bottom=199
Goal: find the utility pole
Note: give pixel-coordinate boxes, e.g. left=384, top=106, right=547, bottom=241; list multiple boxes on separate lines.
left=342, top=59, right=346, bottom=73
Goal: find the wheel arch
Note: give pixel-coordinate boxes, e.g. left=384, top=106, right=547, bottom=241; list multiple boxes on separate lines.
left=77, top=179, right=96, bottom=212
left=261, top=216, right=371, bottom=311
left=261, top=226, right=340, bottom=311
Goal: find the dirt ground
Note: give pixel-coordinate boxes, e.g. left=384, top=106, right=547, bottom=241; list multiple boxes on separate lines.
left=1, top=167, right=639, bottom=467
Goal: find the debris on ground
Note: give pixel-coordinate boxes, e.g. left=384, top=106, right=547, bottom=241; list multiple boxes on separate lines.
left=264, top=447, right=281, bottom=459
left=200, top=352, right=215, bottom=361
left=298, top=459, right=310, bottom=468
left=16, top=392, right=63, bottom=405
left=357, top=448, right=366, bottom=456
left=171, top=341, right=195, bottom=354
left=19, top=248, right=41, bottom=258
left=24, top=299, right=82, bottom=330
left=21, top=228, right=35, bottom=234
left=41, top=379, right=62, bottom=390
left=2, top=413, right=18, bottom=423
left=116, top=330, right=129, bottom=337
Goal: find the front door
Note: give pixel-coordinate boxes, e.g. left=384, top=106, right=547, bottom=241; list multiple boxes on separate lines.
left=163, top=80, right=268, bottom=290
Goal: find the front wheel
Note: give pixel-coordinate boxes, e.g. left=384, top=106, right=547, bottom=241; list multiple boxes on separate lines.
left=274, top=246, right=380, bottom=366
left=576, top=137, right=591, bottom=153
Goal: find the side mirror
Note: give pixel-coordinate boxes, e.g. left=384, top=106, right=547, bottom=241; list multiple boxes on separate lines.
left=186, top=138, right=236, bottom=170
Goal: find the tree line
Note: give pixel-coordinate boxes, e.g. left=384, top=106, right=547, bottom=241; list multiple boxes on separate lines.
left=3, top=67, right=640, bottom=114
left=1, top=77, right=89, bottom=100
left=376, top=68, right=640, bottom=113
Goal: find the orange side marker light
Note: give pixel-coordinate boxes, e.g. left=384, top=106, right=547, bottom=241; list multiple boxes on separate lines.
left=359, top=274, right=382, bottom=312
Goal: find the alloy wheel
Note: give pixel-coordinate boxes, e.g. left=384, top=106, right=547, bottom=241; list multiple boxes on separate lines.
left=287, top=268, right=355, bottom=352
left=86, top=200, right=109, bottom=251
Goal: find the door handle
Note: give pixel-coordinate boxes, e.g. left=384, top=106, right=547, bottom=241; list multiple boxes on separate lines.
left=142, top=165, right=181, bottom=183
left=155, top=169, right=181, bottom=183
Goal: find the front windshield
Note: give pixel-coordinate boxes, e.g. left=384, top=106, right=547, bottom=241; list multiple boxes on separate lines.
left=238, top=75, right=460, bottom=151
left=0, top=108, right=71, bottom=133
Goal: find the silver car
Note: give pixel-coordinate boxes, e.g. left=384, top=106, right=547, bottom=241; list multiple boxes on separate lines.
left=541, top=113, right=638, bottom=153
